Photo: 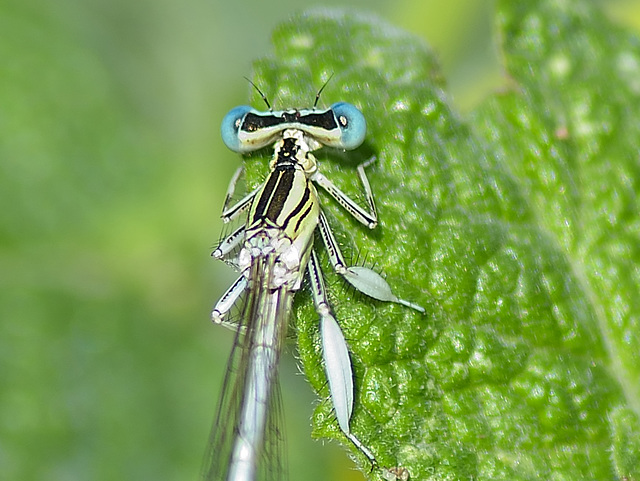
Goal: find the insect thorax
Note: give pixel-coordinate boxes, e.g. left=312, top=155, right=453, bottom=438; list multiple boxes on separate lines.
left=240, top=130, right=321, bottom=290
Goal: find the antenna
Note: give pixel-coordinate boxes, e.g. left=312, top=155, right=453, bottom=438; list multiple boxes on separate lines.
left=244, top=77, right=272, bottom=111
left=313, top=72, right=335, bottom=109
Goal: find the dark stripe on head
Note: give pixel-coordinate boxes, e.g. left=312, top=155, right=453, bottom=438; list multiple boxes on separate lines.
left=241, top=112, right=285, bottom=132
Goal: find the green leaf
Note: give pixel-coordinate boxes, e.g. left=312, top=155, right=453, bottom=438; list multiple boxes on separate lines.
left=242, top=3, right=640, bottom=480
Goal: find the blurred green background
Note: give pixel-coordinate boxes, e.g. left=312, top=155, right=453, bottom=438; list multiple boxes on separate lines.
left=1, top=0, right=639, bottom=480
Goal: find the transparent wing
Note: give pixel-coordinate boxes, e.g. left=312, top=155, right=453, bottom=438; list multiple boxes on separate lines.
left=201, top=316, right=249, bottom=480
left=260, top=370, right=288, bottom=481
left=202, top=257, right=292, bottom=481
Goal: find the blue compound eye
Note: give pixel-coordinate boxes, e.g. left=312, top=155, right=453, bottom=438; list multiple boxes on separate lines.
left=221, top=105, right=253, bottom=152
left=330, top=102, right=366, bottom=150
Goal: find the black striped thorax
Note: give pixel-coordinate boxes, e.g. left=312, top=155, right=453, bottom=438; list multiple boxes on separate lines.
left=246, top=131, right=320, bottom=243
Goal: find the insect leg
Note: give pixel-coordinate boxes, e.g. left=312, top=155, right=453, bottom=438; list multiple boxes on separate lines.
left=211, top=274, right=248, bottom=330
left=311, top=157, right=378, bottom=229
left=317, top=212, right=424, bottom=312
left=220, top=167, right=261, bottom=223
left=307, top=250, right=377, bottom=465
left=212, top=225, right=245, bottom=262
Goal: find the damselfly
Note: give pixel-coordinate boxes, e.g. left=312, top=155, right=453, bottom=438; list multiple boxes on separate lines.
left=203, top=81, right=423, bottom=481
